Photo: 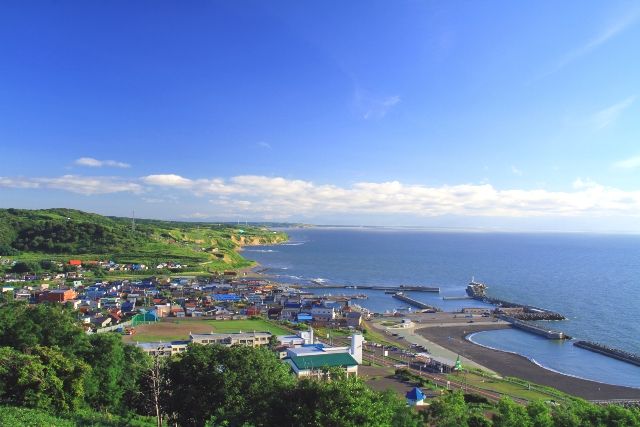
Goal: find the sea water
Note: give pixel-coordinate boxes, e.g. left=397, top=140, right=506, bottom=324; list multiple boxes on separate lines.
left=244, top=227, right=640, bottom=388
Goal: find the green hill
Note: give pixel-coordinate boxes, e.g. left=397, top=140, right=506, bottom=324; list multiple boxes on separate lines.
left=0, top=208, right=287, bottom=271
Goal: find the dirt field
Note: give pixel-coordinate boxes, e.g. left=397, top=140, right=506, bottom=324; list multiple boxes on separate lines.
left=122, top=318, right=289, bottom=343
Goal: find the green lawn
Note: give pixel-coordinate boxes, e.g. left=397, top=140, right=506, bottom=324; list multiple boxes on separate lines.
left=446, top=371, right=571, bottom=402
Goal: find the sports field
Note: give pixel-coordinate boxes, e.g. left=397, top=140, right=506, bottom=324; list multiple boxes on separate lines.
left=122, top=318, right=289, bottom=343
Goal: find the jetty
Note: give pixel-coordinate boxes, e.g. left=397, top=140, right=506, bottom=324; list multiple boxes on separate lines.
left=501, top=315, right=569, bottom=340
left=466, top=280, right=566, bottom=321
left=392, top=292, right=440, bottom=312
left=304, top=284, right=440, bottom=293
left=574, top=341, right=640, bottom=367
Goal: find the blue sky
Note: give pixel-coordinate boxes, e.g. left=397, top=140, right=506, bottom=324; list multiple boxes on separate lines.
left=1, top=1, right=640, bottom=231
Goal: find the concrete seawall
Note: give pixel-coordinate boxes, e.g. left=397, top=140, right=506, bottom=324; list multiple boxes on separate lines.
left=500, top=315, right=568, bottom=340
left=392, top=292, right=440, bottom=311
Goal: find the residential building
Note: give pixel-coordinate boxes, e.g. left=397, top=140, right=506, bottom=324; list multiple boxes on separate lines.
left=39, top=289, right=77, bottom=303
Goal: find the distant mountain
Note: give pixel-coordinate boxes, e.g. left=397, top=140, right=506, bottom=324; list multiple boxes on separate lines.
left=0, top=208, right=287, bottom=268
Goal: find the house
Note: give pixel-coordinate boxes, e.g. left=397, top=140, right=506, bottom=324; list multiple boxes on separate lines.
left=39, top=289, right=77, bottom=303
left=14, top=289, right=32, bottom=302
left=345, top=312, right=362, bottom=327
left=310, top=306, right=336, bottom=322
left=89, top=315, right=112, bottom=328
left=68, top=259, right=82, bottom=266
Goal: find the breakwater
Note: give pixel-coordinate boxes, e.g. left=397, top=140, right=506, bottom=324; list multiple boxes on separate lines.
left=501, top=316, right=569, bottom=340
left=466, top=281, right=565, bottom=321
left=574, top=341, right=640, bottom=367
left=392, top=292, right=440, bottom=311
left=305, top=284, right=440, bottom=293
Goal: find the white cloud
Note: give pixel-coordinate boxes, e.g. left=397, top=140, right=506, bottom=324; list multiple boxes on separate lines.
left=142, top=174, right=193, bottom=188
left=0, top=175, right=142, bottom=195
left=5, top=173, right=640, bottom=220
left=0, top=177, right=41, bottom=189
left=75, top=157, right=131, bottom=168
left=144, top=174, right=640, bottom=219
left=511, top=166, right=523, bottom=176
left=613, top=155, right=640, bottom=170
left=180, top=212, right=211, bottom=219
left=593, top=96, right=636, bottom=129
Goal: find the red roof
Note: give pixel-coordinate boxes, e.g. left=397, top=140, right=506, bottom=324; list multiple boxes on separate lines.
left=69, top=259, right=82, bottom=266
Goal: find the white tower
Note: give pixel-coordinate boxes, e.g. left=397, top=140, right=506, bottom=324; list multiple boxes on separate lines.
left=350, top=333, right=363, bottom=364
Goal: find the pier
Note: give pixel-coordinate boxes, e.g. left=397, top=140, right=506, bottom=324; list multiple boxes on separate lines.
left=392, top=292, right=440, bottom=311
left=304, top=284, right=440, bottom=293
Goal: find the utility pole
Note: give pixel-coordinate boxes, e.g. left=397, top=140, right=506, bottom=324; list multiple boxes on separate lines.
left=132, top=210, right=136, bottom=232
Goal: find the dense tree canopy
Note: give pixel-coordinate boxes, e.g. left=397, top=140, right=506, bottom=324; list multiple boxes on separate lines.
left=0, top=346, right=87, bottom=413
left=165, top=343, right=296, bottom=426
left=0, top=302, right=88, bottom=355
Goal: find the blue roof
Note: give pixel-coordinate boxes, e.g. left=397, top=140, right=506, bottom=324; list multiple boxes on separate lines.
left=406, top=387, right=425, bottom=401
left=213, top=294, right=241, bottom=301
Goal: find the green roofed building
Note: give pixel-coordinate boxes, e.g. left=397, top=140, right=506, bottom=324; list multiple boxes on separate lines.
left=286, top=352, right=359, bottom=378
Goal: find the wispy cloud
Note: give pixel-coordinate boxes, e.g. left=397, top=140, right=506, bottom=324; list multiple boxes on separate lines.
left=536, top=11, right=639, bottom=80
left=75, top=157, right=131, bottom=168
left=511, top=166, right=523, bottom=176
left=353, top=87, right=401, bottom=120
left=593, top=96, right=636, bottom=129
left=613, top=155, right=640, bottom=170
left=257, top=141, right=272, bottom=149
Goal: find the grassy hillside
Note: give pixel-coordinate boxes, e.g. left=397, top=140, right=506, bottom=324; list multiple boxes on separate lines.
left=0, top=208, right=287, bottom=271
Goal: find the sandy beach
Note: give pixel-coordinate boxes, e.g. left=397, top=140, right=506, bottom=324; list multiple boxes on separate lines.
left=416, top=324, right=640, bottom=400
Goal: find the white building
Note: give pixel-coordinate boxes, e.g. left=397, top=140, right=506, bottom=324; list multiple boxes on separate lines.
left=283, top=333, right=363, bottom=378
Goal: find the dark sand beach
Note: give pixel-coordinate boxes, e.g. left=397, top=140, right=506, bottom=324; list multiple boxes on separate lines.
left=417, top=324, right=640, bottom=400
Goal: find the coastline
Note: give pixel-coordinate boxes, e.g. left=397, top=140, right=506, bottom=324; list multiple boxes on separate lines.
left=417, top=324, right=640, bottom=400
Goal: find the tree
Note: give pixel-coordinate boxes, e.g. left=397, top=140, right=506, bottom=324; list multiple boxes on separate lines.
left=277, top=376, right=421, bottom=427
left=493, top=397, right=531, bottom=427
left=0, top=302, right=88, bottom=355
left=9, top=261, right=39, bottom=274
left=165, top=344, right=295, bottom=426
left=526, top=401, right=553, bottom=427
left=81, top=333, right=127, bottom=412
left=0, top=345, right=87, bottom=413
left=469, top=412, right=493, bottom=427
left=428, top=391, right=470, bottom=427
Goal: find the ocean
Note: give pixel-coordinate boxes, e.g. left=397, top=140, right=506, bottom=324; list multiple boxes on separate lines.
left=244, top=227, right=640, bottom=388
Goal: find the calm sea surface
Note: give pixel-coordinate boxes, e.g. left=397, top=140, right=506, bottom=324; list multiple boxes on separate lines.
left=245, top=227, right=640, bottom=388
